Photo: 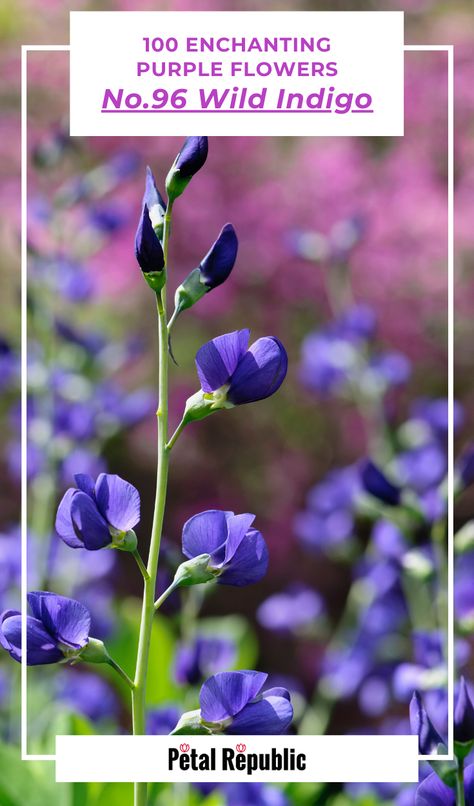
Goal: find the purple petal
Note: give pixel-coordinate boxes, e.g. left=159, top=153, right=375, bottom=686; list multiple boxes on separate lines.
left=228, top=337, right=288, bottom=405
left=199, top=224, right=238, bottom=289
left=415, top=772, right=455, bottom=806
left=1, top=612, right=63, bottom=665
left=74, top=473, right=96, bottom=497
left=410, top=691, right=445, bottom=754
left=175, top=136, right=208, bottom=178
left=227, top=693, right=293, bottom=735
left=55, top=489, right=84, bottom=549
left=222, top=513, right=256, bottom=564
left=219, top=529, right=269, bottom=586
left=182, top=510, right=231, bottom=560
left=71, top=491, right=111, bottom=550
left=135, top=204, right=165, bottom=273
left=195, top=330, right=250, bottom=393
left=455, top=677, right=474, bottom=744
left=95, top=473, right=140, bottom=532
left=200, top=670, right=267, bottom=723
left=360, top=460, right=401, bottom=506
left=28, top=592, right=91, bottom=649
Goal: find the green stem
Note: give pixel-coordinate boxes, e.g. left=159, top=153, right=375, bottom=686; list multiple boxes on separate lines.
left=132, top=201, right=173, bottom=806
left=154, top=580, right=179, bottom=611
left=132, top=550, right=150, bottom=582
left=166, top=418, right=186, bottom=451
left=457, top=760, right=466, bottom=806
left=107, top=657, right=135, bottom=690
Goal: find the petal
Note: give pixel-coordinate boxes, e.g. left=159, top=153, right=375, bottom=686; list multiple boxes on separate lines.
left=410, top=691, right=445, bottom=754
left=135, top=204, right=165, bottom=273
left=0, top=610, right=21, bottom=658
left=1, top=613, right=63, bottom=665
left=95, top=473, right=141, bottom=532
left=29, top=592, right=91, bottom=649
left=195, top=330, right=250, bottom=393
left=222, top=513, right=256, bottom=565
left=74, top=473, right=96, bottom=497
left=262, top=687, right=292, bottom=701
left=228, top=337, right=288, bottom=405
left=55, top=489, right=84, bottom=548
left=200, top=670, right=267, bottom=723
left=71, top=491, right=112, bottom=550
left=415, top=772, right=455, bottom=806
left=360, top=460, right=401, bottom=506
left=175, top=136, right=208, bottom=178
left=227, top=694, right=293, bottom=735
left=218, top=529, right=269, bottom=586
left=182, top=510, right=231, bottom=560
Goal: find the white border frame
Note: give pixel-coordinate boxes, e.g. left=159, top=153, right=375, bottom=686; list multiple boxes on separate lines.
left=20, top=42, right=454, bottom=768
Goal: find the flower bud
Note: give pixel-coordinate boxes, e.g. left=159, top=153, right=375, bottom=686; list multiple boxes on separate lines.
left=143, top=166, right=167, bottom=241
left=360, top=460, right=401, bottom=506
left=111, top=528, right=138, bottom=553
left=181, top=389, right=233, bottom=426
left=135, top=204, right=166, bottom=292
left=173, top=553, right=217, bottom=587
left=79, top=637, right=111, bottom=665
left=166, top=137, right=208, bottom=201
left=455, top=677, right=474, bottom=749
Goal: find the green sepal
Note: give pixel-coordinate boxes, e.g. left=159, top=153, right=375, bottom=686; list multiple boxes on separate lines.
left=174, top=267, right=207, bottom=314
left=170, top=709, right=212, bottom=735
left=165, top=166, right=191, bottom=202
left=182, top=389, right=234, bottom=426
left=79, top=637, right=111, bottom=665
left=173, top=553, right=217, bottom=587
left=430, top=755, right=458, bottom=789
left=143, top=270, right=166, bottom=293
left=455, top=739, right=474, bottom=761
left=111, top=529, right=138, bottom=553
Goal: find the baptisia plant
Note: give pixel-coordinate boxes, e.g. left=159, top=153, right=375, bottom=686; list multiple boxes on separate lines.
left=0, top=137, right=290, bottom=806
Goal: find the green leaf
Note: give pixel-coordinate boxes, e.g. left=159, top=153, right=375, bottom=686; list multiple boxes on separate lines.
left=0, top=739, right=68, bottom=806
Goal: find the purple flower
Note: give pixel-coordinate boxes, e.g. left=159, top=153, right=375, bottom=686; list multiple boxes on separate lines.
left=372, top=520, right=408, bottom=560
left=455, top=677, right=474, bottom=745
left=410, top=691, right=445, bottom=754
left=223, top=782, right=289, bottom=806
left=0, top=592, right=91, bottom=665
left=143, top=166, right=166, bottom=238
left=416, top=766, right=474, bottom=805
left=174, top=636, right=236, bottom=685
left=55, top=473, right=140, bottom=551
left=360, top=460, right=401, bottom=506
left=182, top=510, right=268, bottom=586
left=294, top=465, right=359, bottom=552
left=135, top=204, right=165, bottom=274
left=147, top=706, right=182, bottom=735
left=396, top=443, right=447, bottom=493
left=195, top=329, right=288, bottom=406
left=257, top=585, right=324, bottom=633
left=175, top=136, right=208, bottom=178
left=199, top=224, right=238, bottom=289
left=411, top=398, right=464, bottom=439
left=199, top=671, right=293, bottom=734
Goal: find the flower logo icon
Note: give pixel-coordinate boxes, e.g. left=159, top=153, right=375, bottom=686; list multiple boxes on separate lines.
left=236, top=743, right=246, bottom=752
left=179, top=743, right=190, bottom=753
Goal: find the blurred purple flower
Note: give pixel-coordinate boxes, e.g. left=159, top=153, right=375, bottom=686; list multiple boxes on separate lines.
left=455, top=677, right=474, bottom=745
left=360, top=460, right=401, bottom=506
left=57, top=670, right=119, bottom=722
left=416, top=766, right=474, bottom=805
left=410, top=690, right=445, bottom=754
left=174, top=635, right=236, bottom=686
left=257, top=585, right=324, bottom=633
left=147, top=706, right=181, bottom=735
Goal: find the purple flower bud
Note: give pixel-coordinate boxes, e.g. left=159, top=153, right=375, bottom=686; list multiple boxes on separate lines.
left=409, top=691, right=445, bottom=754
left=360, top=460, right=401, bottom=506
left=166, top=136, right=208, bottom=200
left=182, top=510, right=268, bottom=587
left=0, top=592, right=91, bottom=665
left=194, top=329, right=288, bottom=408
left=143, top=166, right=166, bottom=239
left=455, top=677, right=474, bottom=745
left=56, top=473, right=140, bottom=551
left=199, top=671, right=293, bottom=734
left=135, top=204, right=165, bottom=289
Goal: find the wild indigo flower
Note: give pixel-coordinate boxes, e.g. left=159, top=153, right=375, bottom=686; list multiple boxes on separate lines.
left=455, top=677, right=474, bottom=745
left=173, top=224, right=238, bottom=315
left=135, top=203, right=165, bottom=291
left=409, top=691, right=445, bottom=754
left=0, top=592, right=91, bottom=665
left=360, top=460, right=401, bottom=506
left=174, top=635, right=236, bottom=685
left=199, top=671, right=293, bottom=734
left=57, top=670, right=119, bottom=722
left=257, top=585, right=324, bottom=633
left=56, top=473, right=140, bottom=551
left=147, top=705, right=182, bottom=735
left=166, top=136, right=208, bottom=200
left=415, top=766, right=474, bottom=805
left=189, top=329, right=287, bottom=417
left=294, top=465, right=359, bottom=552
left=182, top=509, right=268, bottom=586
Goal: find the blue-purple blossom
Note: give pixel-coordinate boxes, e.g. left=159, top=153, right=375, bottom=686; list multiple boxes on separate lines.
left=199, top=224, right=238, bottom=289
left=143, top=166, right=166, bottom=238
left=409, top=691, right=445, bottom=754
left=294, top=465, right=360, bottom=552
left=0, top=591, right=91, bottom=665
left=147, top=705, right=182, bottom=735
left=415, top=766, right=474, bottom=805
left=396, top=443, right=447, bottom=494
left=222, top=782, right=289, bottom=806
left=195, top=329, right=288, bottom=406
left=175, top=136, right=208, bottom=178
left=57, top=670, right=119, bottom=722
left=199, top=671, right=293, bottom=734
left=135, top=203, right=165, bottom=274
left=360, top=460, right=401, bottom=506
left=455, top=677, right=474, bottom=744
left=174, top=635, right=236, bottom=685
left=182, top=510, right=268, bottom=586
left=257, top=585, right=324, bottom=633
left=55, top=473, right=140, bottom=551
left=457, top=444, right=474, bottom=489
